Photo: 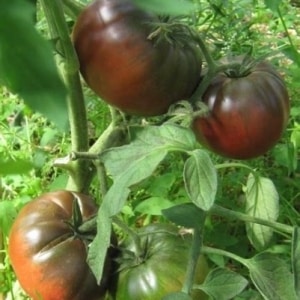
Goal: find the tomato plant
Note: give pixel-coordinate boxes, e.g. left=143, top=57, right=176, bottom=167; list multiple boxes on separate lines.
left=72, top=0, right=202, bottom=116
left=192, top=60, right=290, bottom=159
left=8, top=190, right=111, bottom=300
left=3, top=1, right=300, bottom=299
left=109, top=223, right=209, bottom=300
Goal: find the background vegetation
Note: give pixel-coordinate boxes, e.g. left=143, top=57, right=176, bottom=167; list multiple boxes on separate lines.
left=1, top=0, right=300, bottom=299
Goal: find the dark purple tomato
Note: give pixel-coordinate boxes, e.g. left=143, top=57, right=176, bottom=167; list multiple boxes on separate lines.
left=72, top=0, right=202, bottom=116
left=192, top=60, right=290, bottom=159
left=9, top=190, right=111, bottom=300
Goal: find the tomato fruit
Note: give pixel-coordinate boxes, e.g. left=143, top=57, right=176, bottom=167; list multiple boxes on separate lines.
left=192, top=60, right=290, bottom=159
left=109, top=223, right=209, bottom=300
left=8, top=190, right=111, bottom=300
left=72, top=0, right=202, bottom=116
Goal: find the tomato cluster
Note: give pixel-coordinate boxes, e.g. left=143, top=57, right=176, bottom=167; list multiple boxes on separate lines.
left=8, top=0, right=291, bottom=298
left=9, top=192, right=209, bottom=300
left=72, top=0, right=289, bottom=159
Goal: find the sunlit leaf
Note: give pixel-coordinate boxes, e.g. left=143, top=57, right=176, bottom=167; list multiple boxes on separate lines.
left=102, top=124, right=197, bottom=179
left=247, top=252, right=297, bottom=300
left=245, top=174, right=279, bottom=250
left=196, top=268, right=248, bottom=300
left=162, top=203, right=206, bottom=229
left=282, top=45, right=300, bottom=67
left=264, top=0, right=282, bottom=11
left=0, top=201, right=17, bottom=236
left=0, top=0, right=68, bottom=130
left=103, top=150, right=167, bottom=216
left=100, top=124, right=197, bottom=216
left=0, top=159, right=33, bottom=175
left=184, top=150, right=217, bottom=211
left=87, top=202, right=112, bottom=284
left=135, top=197, right=174, bottom=216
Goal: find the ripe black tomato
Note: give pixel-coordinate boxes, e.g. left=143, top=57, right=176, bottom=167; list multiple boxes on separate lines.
left=192, top=60, right=289, bottom=159
left=9, top=190, right=112, bottom=300
left=72, top=0, right=202, bottom=116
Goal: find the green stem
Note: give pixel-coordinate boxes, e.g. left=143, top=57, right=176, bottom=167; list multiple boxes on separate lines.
left=61, top=0, right=84, bottom=19
left=202, top=245, right=248, bottom=266
left=194, top=33, right=218, bottom=69
left=182, top=226, right=204, bottom=295
left=214, top=162, right=255, bottom=173
left=40, top=0, right=90, bottom=193
left=211, top=204, right=293, bottom=235
left=277, top=7, right=295, bottom=50
left=188, top=32, right=245, bottom=105
left=112, top=216, right=144, bottom=257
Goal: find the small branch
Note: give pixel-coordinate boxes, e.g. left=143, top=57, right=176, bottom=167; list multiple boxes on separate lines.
left=112, top=216, right=144, bottom=257
left=211, top=204, right=293, bottom=235
left=202, top=245, right=248, bottom=266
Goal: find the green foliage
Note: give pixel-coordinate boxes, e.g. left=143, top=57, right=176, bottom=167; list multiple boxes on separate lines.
left=245, top=174, right=279, bottom=250
left=1, top=0, right=300, bottom=299
left=0, top=0, right=68, bottom=130
left=184, top=150, right=217, bottom=211
left=292, top=227, right=300, bottom=297
left=132, top=0, right=194, bottom=15
left=196, top=268, right=248, bottom=300
left=162, top=292, right=193, bottom=300
left=163, top=203, right=206, bottom=229
left=246, top=252, right=298, bottom=300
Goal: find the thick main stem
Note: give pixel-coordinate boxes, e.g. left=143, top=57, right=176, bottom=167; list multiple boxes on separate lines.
left=40, top=0, right=91, bottom=193
left=182, top=226, right=204, bottom=295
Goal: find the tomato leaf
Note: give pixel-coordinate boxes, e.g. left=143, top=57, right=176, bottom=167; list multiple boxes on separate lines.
left=102, top=151, right=166, bottom=216
left=135, top=196, right=174, bottom=216
left=162, top=203, right=206, bottom=229
left=0, top=159, right=33, bottom=175
left=147, top=172, right=177, bottom=198
left=132, top=0, right=194, bottom=15
left=195, top=268, right=248, bottom=300
left=184, top=149, right=217, bottom=211
left=264, top=0, right=282, bottom=11
left=292, top=227, right=300, bottom=298
left=102, top=124, right=197, bottom=179
left=0, top=0, right=68, bottom=130
left=282, top=45, right=300, bottom=67
left=100, top=124, right=197, bottom=215
left=246, top=252, right=298, bottom=300
left=87, top=202, right=112, bottom=284
left=245, top=174, right=279, bottom=250
left=162, top=292, right=192, bottom=300
left=0, top=201, right=17, bottom=236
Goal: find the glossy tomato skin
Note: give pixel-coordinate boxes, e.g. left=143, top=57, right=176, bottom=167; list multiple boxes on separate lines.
left=110, top=223, right=209, bottom=300
left=9, top=190, right=110, bottom=300
left=72, top=0, right=202, bottom=116
left=192, top=61, right=290, bottom=159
